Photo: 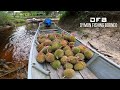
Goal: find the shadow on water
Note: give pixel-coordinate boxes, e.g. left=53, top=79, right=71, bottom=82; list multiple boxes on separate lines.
left=0, top=23, right=38, bottom=79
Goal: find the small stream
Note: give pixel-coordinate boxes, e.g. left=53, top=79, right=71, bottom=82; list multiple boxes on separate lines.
left=0, top=23, right=38, bottom=78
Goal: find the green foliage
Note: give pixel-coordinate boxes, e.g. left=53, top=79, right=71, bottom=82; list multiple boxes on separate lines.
left=0, top=11, right=12, bottom=26
left=44, top=11, right=52, bottom=15
left=59, top=11, right=69, bottom=21
left=59, top=11, right=90, bottom=23
left=12, top=18, right=25, bottom=23
left=21, top=11, right=45, bottom=17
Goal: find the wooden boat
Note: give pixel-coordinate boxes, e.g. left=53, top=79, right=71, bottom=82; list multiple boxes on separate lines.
left=28, top=22, right=120, bottom=79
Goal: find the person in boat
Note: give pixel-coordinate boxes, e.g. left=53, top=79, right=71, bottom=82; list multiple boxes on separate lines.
left=44, top=18, right=52, bottom=27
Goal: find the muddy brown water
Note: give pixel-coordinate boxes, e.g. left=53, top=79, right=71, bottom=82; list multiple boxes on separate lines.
left=0, top=23, right=38, bottom=79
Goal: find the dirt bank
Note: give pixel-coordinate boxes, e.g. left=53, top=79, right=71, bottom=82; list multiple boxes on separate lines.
left=58, top=13, right=120, bottom=65
left=0, top=25, right=14, bottom=32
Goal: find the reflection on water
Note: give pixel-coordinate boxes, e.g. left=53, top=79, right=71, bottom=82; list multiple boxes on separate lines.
left=0, top=23, right=38, bottom=79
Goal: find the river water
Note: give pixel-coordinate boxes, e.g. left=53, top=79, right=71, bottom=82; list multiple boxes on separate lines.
left=0, top=23, right=38, bottom=79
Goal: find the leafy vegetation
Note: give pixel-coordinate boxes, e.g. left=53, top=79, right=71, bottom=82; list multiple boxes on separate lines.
left=8, top=11, right=58, bottom=19
left=12, top=18, right=25, bottom=24
left=0, top=11, right=12, bottom=26
left=0, top=11, right=60, bottom=28
left=59, top=11, right=69, bottom=21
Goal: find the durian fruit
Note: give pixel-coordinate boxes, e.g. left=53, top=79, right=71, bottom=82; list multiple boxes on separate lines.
left=74, top=61, right=86, bottom=71
left=51, top=42, right=62, bottom=51
left=60, top=56, right=68, bottom=65
left=60, top=40, right=68, bottom=47
left=69, top=42, right=75, bottom=48
left=75, top=53, right=85, bottom=60
left=77, top=45, right=87, bottom=53
left=47, top=46, right=52, bottom=53
left=51, top=60, right=61, bottom=70
left=48, top=34, right=55, bottom=41
left=64, top=63, right=73, bottom=69
left=43, top=39, right=52, bottom=46
left=54, top=49, right=64, bottom=59
left=84, top=49, right=94, bottom=59
left=42, top=46, right=52, bottom=53
left=53, top=39, right=60, bottom=43
left=36, top=43, right=44, bottom=52
left=63, top=45, right=71, bottom=51
left=63, top=69, right=75, bottom=78
left=72, top=47, right=80, bottom=55
left=41, top=46, right=48, bottom=54
left=38, top=38, right=46, bottom=44
left=38, top=35, right=46, bottom=39
left=36, top=52, right=45, bottom=63
left=65, top=49, right=73, bottom=57
left=63, top=35, right=69, bottom=41
left=45, top=52, right=55, bottom=63
left=55, top=33, right=62, bottom=38
left=68, top=56, right=77, bottom=64
left=69, top=35, right=76, bottom=42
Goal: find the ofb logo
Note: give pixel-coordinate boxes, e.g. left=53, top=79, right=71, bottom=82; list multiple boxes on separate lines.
left=90, top=17, right=107, bottom=22
left=80, top=17, right=117, bottom=27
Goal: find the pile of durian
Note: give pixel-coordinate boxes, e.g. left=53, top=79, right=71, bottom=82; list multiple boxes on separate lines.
left=36, top=32, right=94, bottom=78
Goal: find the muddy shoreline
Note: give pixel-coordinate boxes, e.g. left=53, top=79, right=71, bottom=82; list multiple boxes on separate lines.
left=0, top=25, right=14, bottom=32
left=58, top=23, right=120, bottom=65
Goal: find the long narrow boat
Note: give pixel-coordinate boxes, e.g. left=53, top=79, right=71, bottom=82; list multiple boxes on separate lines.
left=28, top=22, right=120, bottom=79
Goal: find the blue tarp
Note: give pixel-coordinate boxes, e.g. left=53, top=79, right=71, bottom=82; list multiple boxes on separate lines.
left=44, top=18, right=52, bottom=26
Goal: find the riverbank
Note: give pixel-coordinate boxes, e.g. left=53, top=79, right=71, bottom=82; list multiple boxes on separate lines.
left=0, top=25, right=36, bottom=79
left=71, top=27, right=120, bottom=65
left=58, top=12, right=120, bottom=65
left=0, top=25, right=14, bottom=32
